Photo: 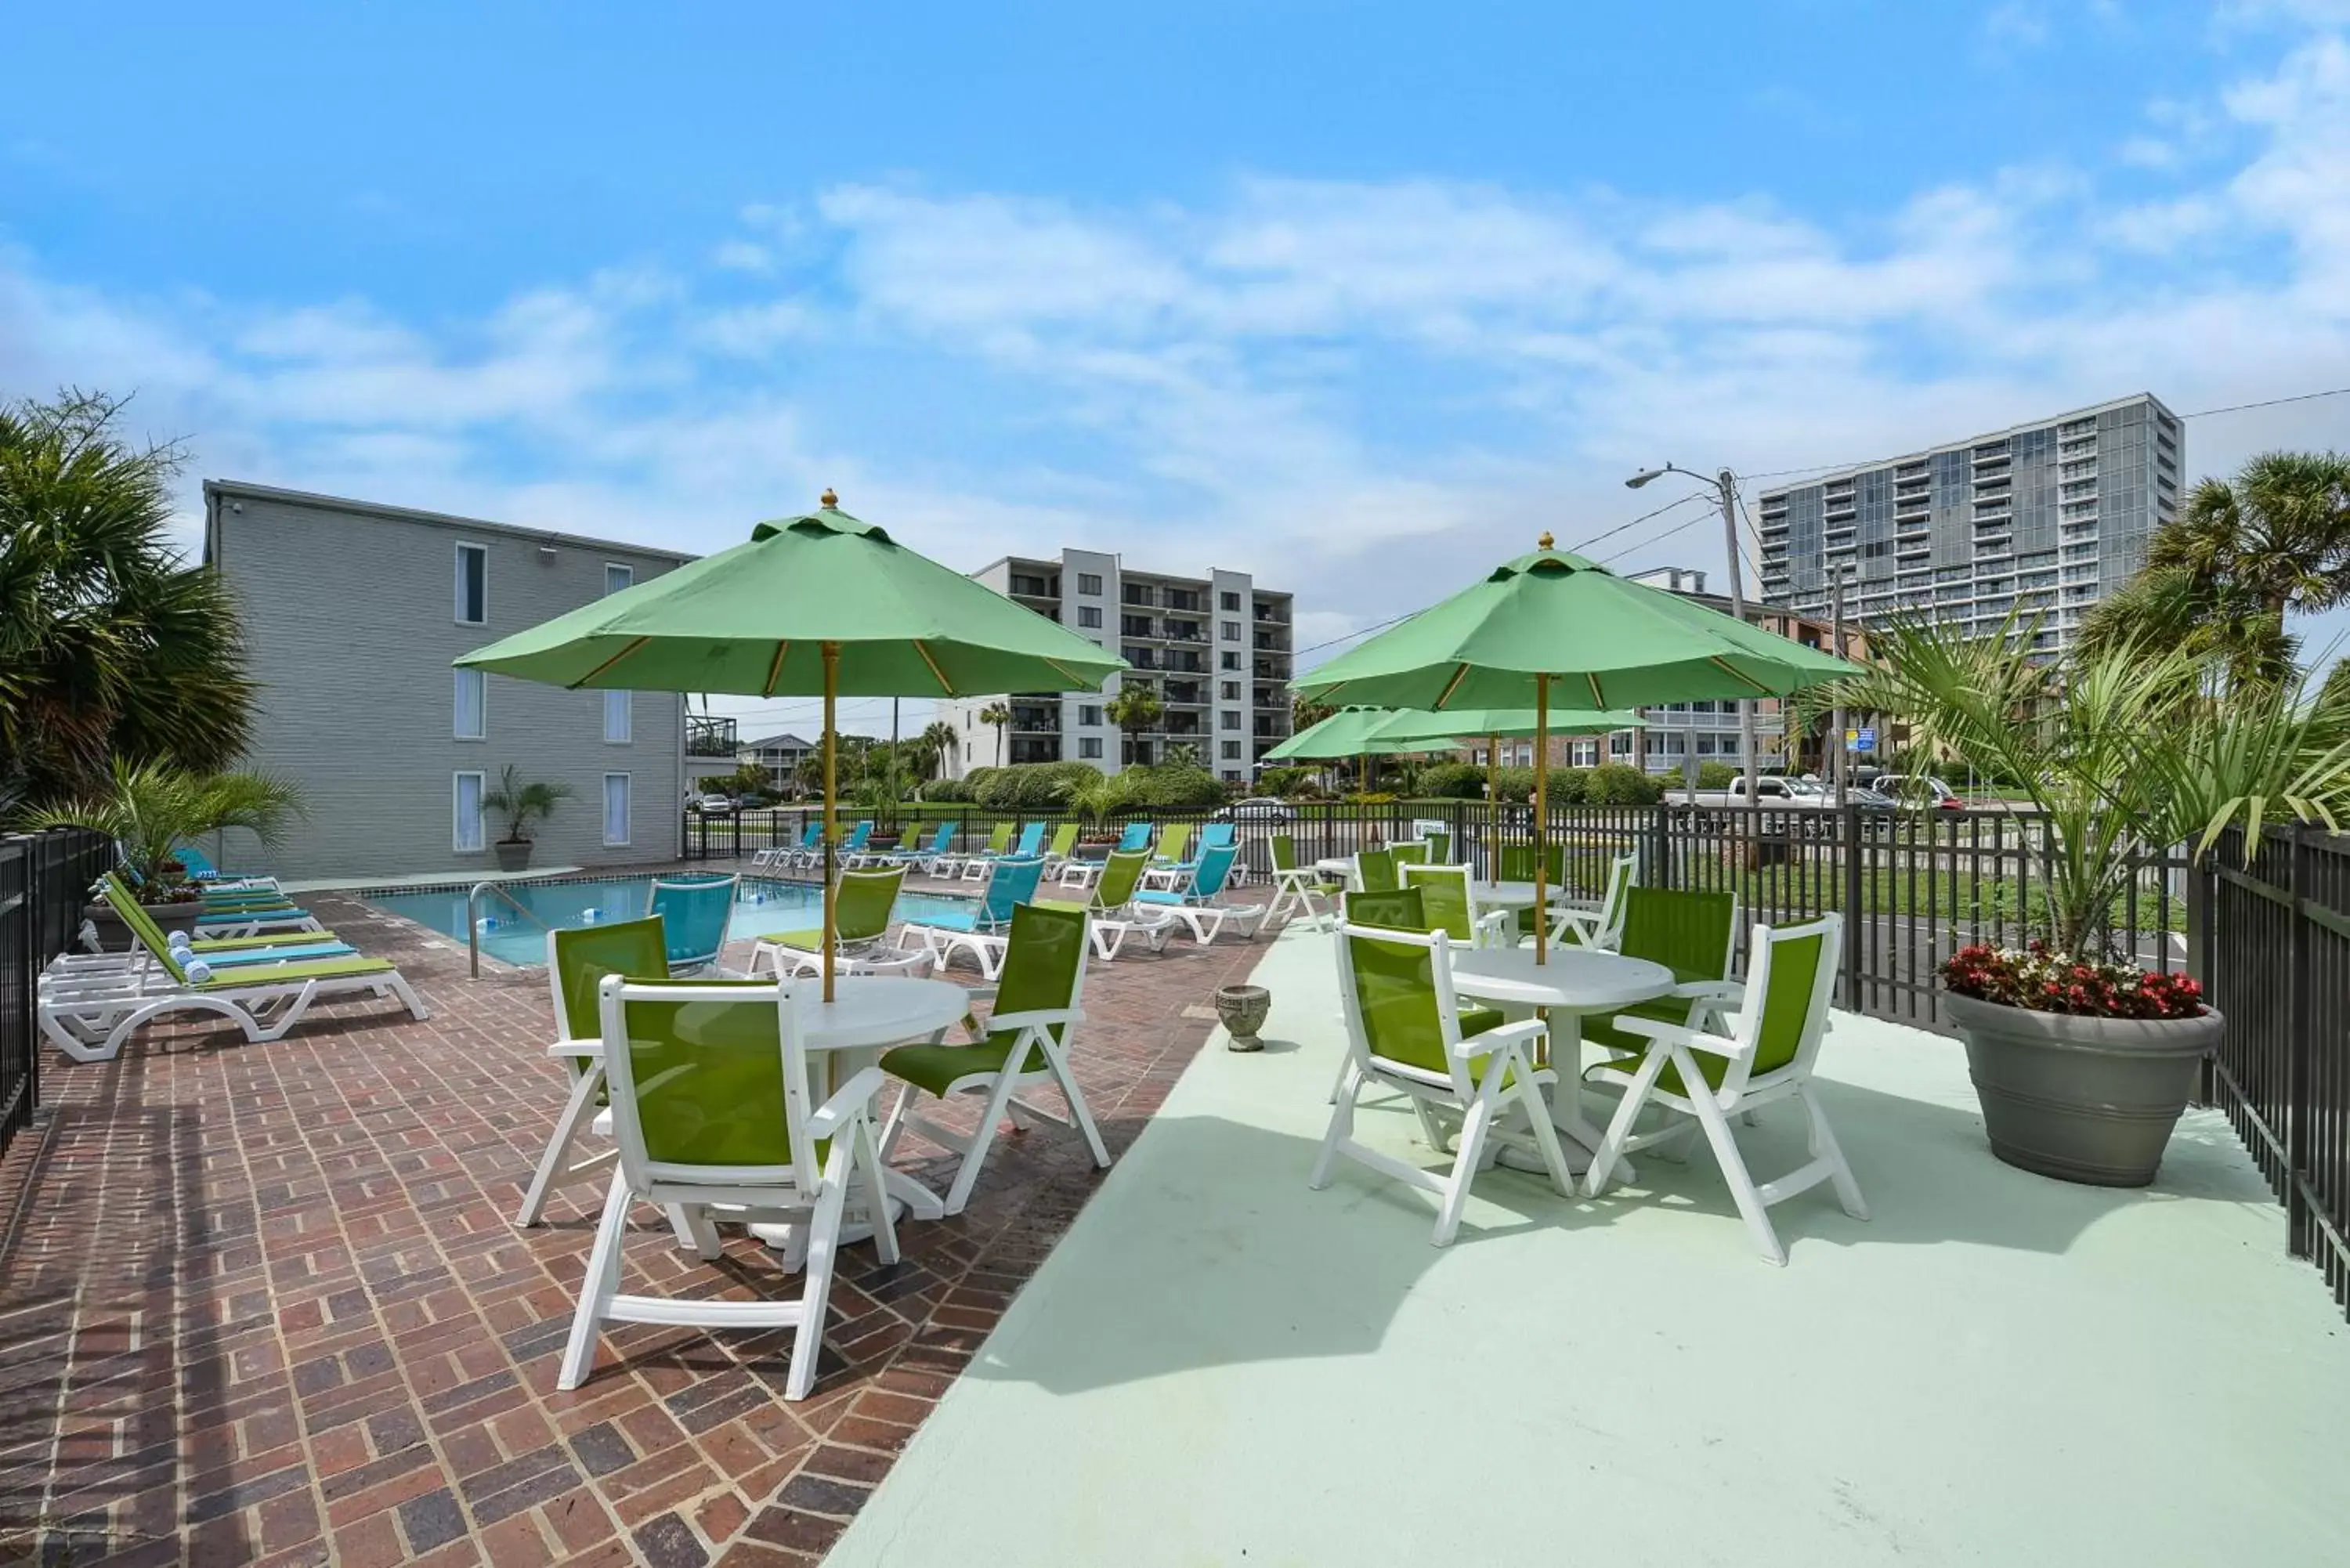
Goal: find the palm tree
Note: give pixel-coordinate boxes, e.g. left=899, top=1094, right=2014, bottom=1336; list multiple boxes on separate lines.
left=23, top=759, right=305, bottom=891
left=1, top=390, right=258, bottom=800
left=915, top=719, right=960, bottom=782
left=2081, top=450, right=2350, bottom=688
left=1106, top=685, right=1162, bottom=765
left=483, top=764, right=573, bottom=845
left=978, top=702, right=1012, bottom=767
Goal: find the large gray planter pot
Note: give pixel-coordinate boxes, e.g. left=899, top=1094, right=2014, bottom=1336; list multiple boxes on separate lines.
left=1944, top=991, right=2225, bottom=1187
left=493, top=839, right=535, bottom=873
left=85, top=896, right=205, bottom=950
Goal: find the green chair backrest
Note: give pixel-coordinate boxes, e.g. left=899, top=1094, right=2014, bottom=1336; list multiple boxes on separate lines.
left=988, top=903, right=1088, bottom=1049
left=549, top=916, right=669, bottom=1039
left=834, top=867, right=905, bottom=941
left=1499, top=842, right=1566, bottom=884
left=1390, top=841, right=1430, bottom=869
left=1340, top=924, right=1452, bottom=1080
left=1357, top=846, right=1398, bottom=894
left=983, top=821, right=1015, bottom=855
left=101, top=876, right=185, bottom=978
left=1423, top=830, right=1450, bottom=863
left=1047, top=822, right=1079, bottom=859
left=1343, top=885, right=1426, bottom=932
left=1401, top=864, right=1474, bottom=943
left=602, top=978, right=808, bottom=1176
left=1157, top=822, right=1193, bottom=864
left=1751, top=922, right=1832, bottom=1078
left=1270, top=833, right=1298, bottom=873
left=1093, top=849, right=1152, bottom=909
left=1617, top=888, right=1738, bottom=985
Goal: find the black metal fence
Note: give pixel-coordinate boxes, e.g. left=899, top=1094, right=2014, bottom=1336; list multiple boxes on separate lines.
left=685, top=800, right=2186, bottom=1031
left=0, top=829, right=117, bottom=1157
left=2201, top=826, right=2350, bottom=1317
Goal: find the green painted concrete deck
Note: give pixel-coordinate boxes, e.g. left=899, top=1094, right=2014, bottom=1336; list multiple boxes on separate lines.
left=831, top=921, right=2350, bottom=1567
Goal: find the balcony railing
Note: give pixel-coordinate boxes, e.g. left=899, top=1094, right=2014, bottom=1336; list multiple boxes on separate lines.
left=685, top=715, right=739, bottom=758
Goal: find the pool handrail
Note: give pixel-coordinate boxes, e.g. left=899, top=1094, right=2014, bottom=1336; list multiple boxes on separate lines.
left=468, top=880, right=555, bottom=977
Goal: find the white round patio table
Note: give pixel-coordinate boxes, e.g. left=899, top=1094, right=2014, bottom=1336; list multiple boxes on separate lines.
left=747, top=975, right=971, bottom=1259
left=1313, top=857, right=1354, bottom=879
left=1472, top=880, right=1542, bottom=909
left=1448, top=946, right=1675, bottom=1174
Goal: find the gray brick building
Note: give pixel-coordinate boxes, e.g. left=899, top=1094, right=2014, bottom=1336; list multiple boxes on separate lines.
left=202, top=482, right=692, bottom=880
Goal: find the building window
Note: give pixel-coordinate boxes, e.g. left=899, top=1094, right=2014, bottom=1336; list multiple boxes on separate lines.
left=455, top=543, right=487, bottom=624
left=1220, top=711, right=1239, bottom=729
left=454, top=771, right=486, bottom=852
left=1220, top=620, right=1241, bottom=641
left=1221, top=740, right=1242, bottom=761
left=1079, top=737, right=1103, bottom=759
left=1220, top=591, right=1240, bottom=611
left=604, top=688, right=632, bottom=744
left=1220, top=681, right=1240, bottom=700
left=1078, top=573, right=1103, bottom=596
left=1220, top=652, right=1240, bottom=670
left=1080, top=705, right=1102, bottom=726
left=1078, top=605, right=1102, bottom=629
left=605, top=562, right=633, bottom=596
left=454, top=669, right=486, bottom=740
left=603, top=774, right=631, bottom=847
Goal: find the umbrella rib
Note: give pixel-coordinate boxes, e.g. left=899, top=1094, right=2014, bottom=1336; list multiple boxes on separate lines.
left=1434, top=663, right=1470, bottom=710
left=916, top=641, right=956, bottom=695
left=567, top=636, right=650, bottom=689
left=761, top=640, right=790, bottom=698
left=1587, top=671, right=1606, bottom=708
left=1708, top=655, right=1773, bottom=695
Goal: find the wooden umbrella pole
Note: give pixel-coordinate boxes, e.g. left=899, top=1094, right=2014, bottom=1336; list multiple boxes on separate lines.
left=821, top=641, right=840, bottom=1004
left=1533, top=674, right=1550, bottom=965
left=1487, top=732, right=1500, bottom=882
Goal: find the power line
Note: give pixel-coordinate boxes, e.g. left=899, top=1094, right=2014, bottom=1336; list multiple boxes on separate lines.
left=1565, top=490, right=1712, bottom=555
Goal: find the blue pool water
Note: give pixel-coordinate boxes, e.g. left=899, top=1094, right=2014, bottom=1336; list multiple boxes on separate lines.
left=366, top=875, right=978, bottom=966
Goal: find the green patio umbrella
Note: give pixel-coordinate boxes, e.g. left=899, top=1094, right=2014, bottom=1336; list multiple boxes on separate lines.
left=1264, top=705, right=1451, bottom=795
left=1299, top=533, right=1860, bottom=960
left=457, top=493, right=1126, bottom=999
left=1366, top=706, right=1647, bottom=876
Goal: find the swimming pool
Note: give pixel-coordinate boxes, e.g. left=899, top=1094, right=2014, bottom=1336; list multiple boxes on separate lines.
left=366, top=875, right=978, bottom=967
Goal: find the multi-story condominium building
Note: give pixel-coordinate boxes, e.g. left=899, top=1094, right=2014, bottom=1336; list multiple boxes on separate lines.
left=1757, top=393, right=2182, bottom=658
left=940, top=550, right=1295, bottom=783
left=202, top=482, right=693, bottom=879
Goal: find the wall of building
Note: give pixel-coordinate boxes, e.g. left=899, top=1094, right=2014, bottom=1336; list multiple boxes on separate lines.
left=204, top=485, right=689, bottom=880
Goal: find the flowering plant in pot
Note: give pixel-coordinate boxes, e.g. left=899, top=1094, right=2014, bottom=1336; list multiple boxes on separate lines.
left=1818, top=615, right=2350, bottom=1185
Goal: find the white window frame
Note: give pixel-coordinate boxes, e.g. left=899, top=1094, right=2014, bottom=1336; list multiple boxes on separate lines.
left=603, top=772, right=632, bottom=847
left=605, top=562, right=634, bottom=596
left=454, top=771, right=486, bottom=852
left=454, top=542, right=488, bottom=625
left=603, top=688, right=632, bottom=744
left=454, top=668, right=486, bottom=741
left=1079, top=736, right=1103, bottom=759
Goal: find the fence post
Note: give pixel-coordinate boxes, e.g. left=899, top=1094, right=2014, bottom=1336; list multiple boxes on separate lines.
left=2287, top=825, right=2312, bottom=1258
left=1842, top=804, right=1864, bottom=1010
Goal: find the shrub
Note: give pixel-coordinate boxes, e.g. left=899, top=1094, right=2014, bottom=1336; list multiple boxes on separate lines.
left=1117, top=763, right=1226, bottom=810
left=1585, top=763, right=1663, bottom=805
left=972, top=760, right=1102, bottom=810
left=1546, top=767, right=1589, bottom=805
left=1256, top=764, right=1314, bottom=798
left=1942, top=941, right=2205, bottom=1020
left=1491, top=765, right=1535, bottom=802
left=921, top=777, right=975, bottom=803
left=1697, top=760, right=1740, bottom=790
left=1417, top=761, right=1488, bottom=799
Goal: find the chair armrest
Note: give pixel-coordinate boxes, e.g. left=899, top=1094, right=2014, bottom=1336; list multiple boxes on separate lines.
left=985, top=1006, right=1083, bottom=1031
left=1613, top=1013, right=1751, bottom=1061
left=548, top=1035, right=603, bottom=1060
left=1454, top=1017, right=1547, bottom=1060
left=806, top=1065, right=891, bottom=1139
left=1670, top=979, right=1745, bottom=1003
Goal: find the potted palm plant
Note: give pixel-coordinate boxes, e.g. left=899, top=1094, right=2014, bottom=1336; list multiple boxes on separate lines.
left=483, top=764, right=572, bottom=871
left=1825, top=619, right=2350, bottom=1185
left=25, top=760, right=306, bottom=943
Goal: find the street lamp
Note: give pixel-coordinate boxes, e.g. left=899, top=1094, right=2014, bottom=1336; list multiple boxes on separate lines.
left=1624, top=461, right=1759, bottom=802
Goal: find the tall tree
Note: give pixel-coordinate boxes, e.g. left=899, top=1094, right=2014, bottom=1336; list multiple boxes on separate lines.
left=978, top=702, right=1012, bottom=767
left=915, top=719, right=959, bottom=781
left=1, top=390, right=258, bottom=798
left=1106, top=684, right=1162, bottom=764
left=2081, top=450, right=2350, bottom=688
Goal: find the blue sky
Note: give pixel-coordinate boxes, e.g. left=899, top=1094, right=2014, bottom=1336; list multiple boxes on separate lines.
left=6, top=1, right=2350, bottom=735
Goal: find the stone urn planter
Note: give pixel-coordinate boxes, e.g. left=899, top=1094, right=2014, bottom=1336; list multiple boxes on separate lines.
left=1216, top=984, right=1271, bottom=1052
left=493, top=839, right=536, bottom=873
left=87, top=893, right=205, bottom=949
left=1944, top=992, right=2226, bottom=1187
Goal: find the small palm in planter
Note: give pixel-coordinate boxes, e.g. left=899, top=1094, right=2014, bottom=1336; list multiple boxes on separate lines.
left=1820, top=617, right=2350, bottom=1184
left=483, top=765, right=573, bottom=871
left=24, top=760, right=306, bottom=942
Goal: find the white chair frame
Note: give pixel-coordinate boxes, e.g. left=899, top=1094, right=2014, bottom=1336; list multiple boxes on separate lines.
left=1551, top=850, right=1639, bottom=948
left=37, top=957, right=428, bottom=1064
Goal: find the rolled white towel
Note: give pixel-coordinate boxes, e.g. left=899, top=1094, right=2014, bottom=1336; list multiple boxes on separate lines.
left=182, top=959, right=214, bottom=984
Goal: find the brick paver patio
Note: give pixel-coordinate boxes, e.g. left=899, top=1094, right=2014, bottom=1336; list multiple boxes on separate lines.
left=0, top=879, right=1276, bottom=1566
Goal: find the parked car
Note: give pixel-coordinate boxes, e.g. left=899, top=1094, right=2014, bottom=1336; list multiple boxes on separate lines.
left=690, top=793, right=736, bottom=815
left=1861, top=774, right=1966, bottom=811
left=1216, top=797, right=1296, bottom=823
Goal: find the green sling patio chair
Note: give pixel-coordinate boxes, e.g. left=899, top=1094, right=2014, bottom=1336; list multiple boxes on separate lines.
left=945, top=821, right=1017, bottom=880
left=559, top=975, right=898, bottom=1400
left=1497, top=842, right=1568, bottom=938
left=1311, top=918, right=1574, bottom=1246
left=1040, top=822, right=1081, bottom=875
left=1329, top=885, right=1508, bottom=1104
left=1390, top=841, right=1430, bottom=873
left=1582, top=913, right=1867, bottom=1266
left=1039, top=847, right=1170, bottom=961
left=1578, top=888, right=1744, bottom=1064
left=519, top=916, right=670, bottom=1227
left=1153, top=822, right=1193, bottom=869
left=1356, top=846, right=1399, bottom=894
left=1422, top=829, right=1451, bottom=863
left=1265, top=833, right=1328, bottom=927
left=1401, top=863, right=1512, bottom=950
left=878, top=902, right=1111, bottom=1216
left=1553, top=850, right=1640, bottom=949
left=752, top=865, right=905, bottom=976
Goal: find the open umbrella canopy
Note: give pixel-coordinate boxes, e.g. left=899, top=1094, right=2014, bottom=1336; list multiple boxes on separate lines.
left=454, top=498, right=1125, bottom=698
left=1264, top=706, right=1454, bottom=761
left=1297, top=536, right=1859, bottom=711
left=1366, top=706, right=1647, bottom=746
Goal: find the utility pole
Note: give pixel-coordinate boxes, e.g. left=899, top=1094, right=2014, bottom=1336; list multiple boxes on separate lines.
left=1829, top=565, right=1848, bottom=807
left=1717, top=468, right=1759, bottom=802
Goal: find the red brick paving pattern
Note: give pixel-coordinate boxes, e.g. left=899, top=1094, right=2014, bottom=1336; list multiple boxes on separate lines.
left=0, top=876, right=1274, bottom=1566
